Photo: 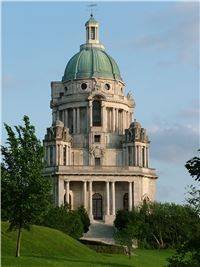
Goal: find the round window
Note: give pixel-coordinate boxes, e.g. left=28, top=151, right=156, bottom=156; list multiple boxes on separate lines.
left=81, top=83, right=87, bottom=90
left=105, top=83, right=110, bottom=90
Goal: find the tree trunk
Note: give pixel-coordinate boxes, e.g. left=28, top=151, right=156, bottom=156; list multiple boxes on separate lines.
left=15, top=226, right=22, bottom=257
left=128, top=246, right=131, bottom=259
left=152, top=234, right=162, bottom=249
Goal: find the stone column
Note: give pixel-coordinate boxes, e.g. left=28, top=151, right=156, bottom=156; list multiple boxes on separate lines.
left=68, top=146, right=72, bottom=165
left=89, top=101, right=93, bottom=128
left=60, top=144, right=63, bottom=165
left=143, top=146, right=146, bottom=167
left=121, top=110, right=124, bottom=134
left=77, top=107, right=80, bottom=134
left=109, top=109, right=112, bottom=132
left=102, top=103, right=107, bottom=131
left=131, top=146, right=134, bottom=166
left=89, top=181, right=93, bottom=217
left=52, top=145, right=55, bottom=166
left=113, top=108, right=116, bottom=132
left=111, top=182, right=115, bottom=215
left=139, top=146, right=142, bottom=166
left=124, top=111, right=127, bottom=129
left=126, top=146, right=129, bottom=166
left=73, top=108, right=76, bottom=134
left=83, top=181, right=87, bottom=209
left=57, top=144, right=60, bottom=165
left=134, top=146, right=137, bottom=166
left=64, top=109, right=68, bottom=128
left=147, top=147, right=149, bottom=167
left=66, top=181, right=70, bottom=203
left=129, top=182, right=133, bottom=211
left=122, top=146, right=125, bottom=166
left=106, top=181, right=110, bottom=215
left=66, top=146, right=68, bottom=165
left=116, top=108, right=118, bottom=133
left=55, top=145, right=58, bottom=165
left=136, top=145, right=139, bottom=166
left=58, top=179, right=65, bottom=206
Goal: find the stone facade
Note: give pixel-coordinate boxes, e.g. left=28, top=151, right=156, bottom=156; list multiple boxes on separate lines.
left=44, top=15, right=157, bottom=225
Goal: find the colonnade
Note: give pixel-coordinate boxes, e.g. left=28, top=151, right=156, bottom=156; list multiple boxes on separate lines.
left=124, top=145, right=149, bottom=167
left=53, top=101, right=132, bottom=134
left=64, top=180, right=134, bottom=218
left=63, top=108, right=82, bottom=134
left=107, top=108, right=131, bottom=133
left=45, top=144, right=71, bottom=166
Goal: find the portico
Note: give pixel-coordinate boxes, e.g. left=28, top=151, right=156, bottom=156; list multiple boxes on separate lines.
left=62, top=180, right=133, bottom=223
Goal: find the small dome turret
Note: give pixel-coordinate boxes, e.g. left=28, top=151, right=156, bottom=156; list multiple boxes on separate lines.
left=130, top=119, right=141, bottom=129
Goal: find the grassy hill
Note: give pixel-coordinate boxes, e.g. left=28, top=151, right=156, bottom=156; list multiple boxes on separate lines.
left=2, top=221, right=173, bottom=267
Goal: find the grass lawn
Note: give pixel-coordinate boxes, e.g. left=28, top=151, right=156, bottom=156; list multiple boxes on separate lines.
left=2, top=221, right=173, bottom=267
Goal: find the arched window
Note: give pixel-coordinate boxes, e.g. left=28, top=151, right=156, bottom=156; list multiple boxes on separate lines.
left=123, top=193, right=129, bottom=211
left=92, top=100, right=101, bottom=126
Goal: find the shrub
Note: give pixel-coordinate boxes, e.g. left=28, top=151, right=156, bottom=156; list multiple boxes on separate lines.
left=41, top=204, right=84, bottom=239
left=77, top=206, right=90, bottom=233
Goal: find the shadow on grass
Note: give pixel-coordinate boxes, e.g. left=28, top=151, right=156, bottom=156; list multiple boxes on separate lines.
left=28, top=254, right=135, bottom=267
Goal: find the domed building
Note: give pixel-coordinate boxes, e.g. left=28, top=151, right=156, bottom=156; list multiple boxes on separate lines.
left=44, top=15, right=157, bottom=225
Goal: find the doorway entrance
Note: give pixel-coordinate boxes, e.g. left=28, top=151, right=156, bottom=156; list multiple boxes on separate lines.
left=92, top=193, right=103, bottom=220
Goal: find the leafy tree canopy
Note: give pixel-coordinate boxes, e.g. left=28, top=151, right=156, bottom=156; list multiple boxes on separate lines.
left=1, top=116, right=52, bottom=256
left=185, top=149, right=200, bottom=181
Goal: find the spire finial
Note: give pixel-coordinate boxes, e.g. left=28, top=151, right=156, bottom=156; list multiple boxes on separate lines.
left=88, top=3, right=97, bottom=18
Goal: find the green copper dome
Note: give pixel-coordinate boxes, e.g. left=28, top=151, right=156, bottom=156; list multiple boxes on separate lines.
left=62, top=47, right=122, bottom=82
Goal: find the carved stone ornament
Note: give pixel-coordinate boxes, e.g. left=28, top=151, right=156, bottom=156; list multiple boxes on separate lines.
left=89, top=145, right=105, bottom=157
left=127, top=91, right=133, bottom=100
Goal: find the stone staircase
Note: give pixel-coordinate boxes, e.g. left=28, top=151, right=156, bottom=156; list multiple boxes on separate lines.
left=81, top=221, right=116, bottom=245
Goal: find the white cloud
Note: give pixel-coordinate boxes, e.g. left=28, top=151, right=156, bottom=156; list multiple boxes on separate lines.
left=132, top=2, right=199, bottom=67
left=149, top=123, right=199, bottom=164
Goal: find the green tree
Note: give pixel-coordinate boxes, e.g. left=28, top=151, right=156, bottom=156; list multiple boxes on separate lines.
left=185, top=149, right=200, bottom=181
left=185, top=150, right=200, bottom=215
left=167, top=151, right=200, bottom=267
left=1, top=116, right=51, bottom=257
left=114, top=202, right=199, bottom=249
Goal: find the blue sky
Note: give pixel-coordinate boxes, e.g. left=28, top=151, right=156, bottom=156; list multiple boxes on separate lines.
left=2, top=1, right=199, bottom=203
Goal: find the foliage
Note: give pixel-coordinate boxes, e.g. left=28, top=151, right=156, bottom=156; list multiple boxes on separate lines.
left=1, top=116, right=52, bottom=257
left=41, top=204, right=84, bottom=239
left=185, top=149, right=200, bottom=181
left=167, top=151, right=200, bottom=267
left=114, top=202, right=200, bottom=249
left=77, top=206, right=90, bottom=233
left=114, top=209, right=132, bottom=230
left=114, top=224, right=137, bottom=259
left=185, top=184, right=200, bottom=215
left=167, top=226, right=200, bottom=267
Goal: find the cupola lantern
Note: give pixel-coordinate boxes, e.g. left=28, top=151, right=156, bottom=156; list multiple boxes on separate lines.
left=85, top=14, right=99, bottom=44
